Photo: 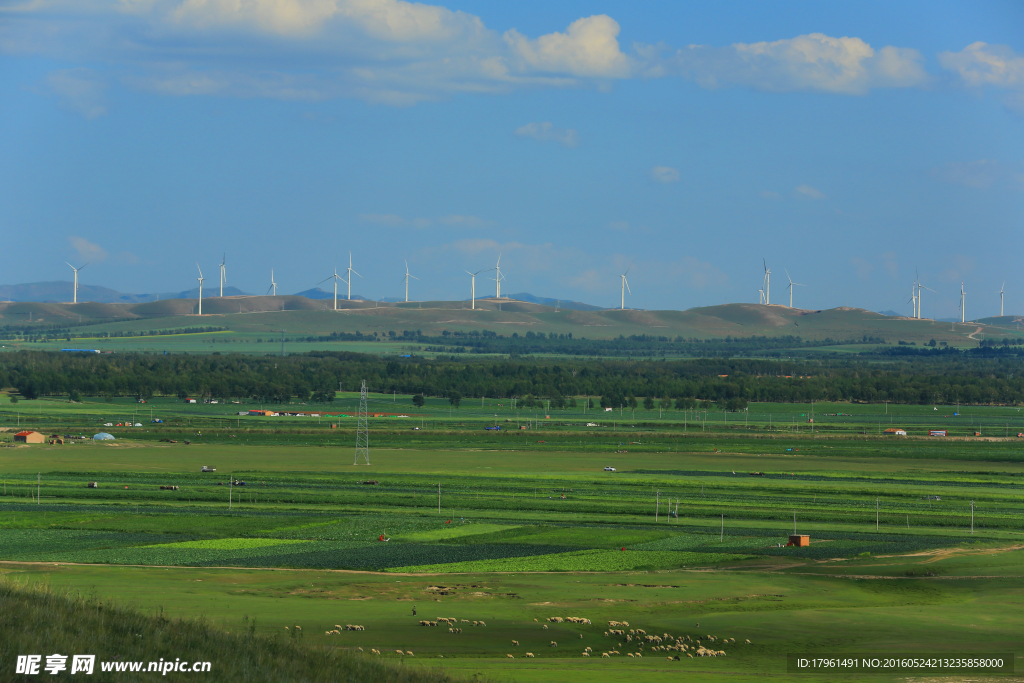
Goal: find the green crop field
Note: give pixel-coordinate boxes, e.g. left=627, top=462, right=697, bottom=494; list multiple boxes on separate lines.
left=1, top=393, right=1023, bottom=682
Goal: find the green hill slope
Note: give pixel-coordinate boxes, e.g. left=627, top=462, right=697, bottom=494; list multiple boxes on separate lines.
left=0, top=577, right=464, bottom=683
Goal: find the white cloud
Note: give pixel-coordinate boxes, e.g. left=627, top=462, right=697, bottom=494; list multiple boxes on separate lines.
left=795, top=184, right=825, bottom=199
left=939, top=42, right=1024, bottom=89
left=515, top=121, right=579, bottom=147
left=650, top=166, right=680, bottom=183
left=47, top=68, right=108, bottom=118
left=940, top=43, right=1024, bottom=116
left=504, top=15, right=632, bottom=78
left=69, top=236, right=108, bottom=262
left=6, top=6, right=936, bottom=106
left=667, top=33, right=927, bottom=95
left=932, top=160, right=1003, bottom=189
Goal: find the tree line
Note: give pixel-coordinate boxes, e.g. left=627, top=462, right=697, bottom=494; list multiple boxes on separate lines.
left=1, top=349, right=1023, bottom=407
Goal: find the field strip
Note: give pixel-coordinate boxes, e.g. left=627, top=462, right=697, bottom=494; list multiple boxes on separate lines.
left=874, top=543, right=1024, bottom=562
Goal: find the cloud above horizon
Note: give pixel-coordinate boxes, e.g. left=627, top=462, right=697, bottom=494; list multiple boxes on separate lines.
left=0, top=2, right=946, bottom=107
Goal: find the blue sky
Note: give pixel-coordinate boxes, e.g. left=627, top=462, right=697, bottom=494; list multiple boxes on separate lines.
left=1, top=0, right=1022, bottom=317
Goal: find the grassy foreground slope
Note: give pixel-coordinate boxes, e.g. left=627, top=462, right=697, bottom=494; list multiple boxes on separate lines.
left=0, top=577, right=464, bottom=683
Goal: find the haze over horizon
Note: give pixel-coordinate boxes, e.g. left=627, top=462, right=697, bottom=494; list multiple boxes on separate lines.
left=2, top=1, right=1021, bottom=319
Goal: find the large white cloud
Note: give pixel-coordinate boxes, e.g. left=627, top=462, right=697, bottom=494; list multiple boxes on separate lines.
left=939, top=42, right=1024, bottom=115
left=1, top=3, right=938, bottom=105
left=667, top=33, right=928, bottom=95
left=503, top=15, right=632, bottom=78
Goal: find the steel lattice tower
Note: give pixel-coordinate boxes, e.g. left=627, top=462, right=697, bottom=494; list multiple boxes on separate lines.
left=354, top=379, right=370, bottom=465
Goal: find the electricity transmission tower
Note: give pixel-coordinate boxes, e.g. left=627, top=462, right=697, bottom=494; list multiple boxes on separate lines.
left=354, top=380, right=370, bottom=465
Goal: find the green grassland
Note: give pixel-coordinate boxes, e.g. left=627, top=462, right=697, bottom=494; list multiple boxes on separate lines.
left=2, top=394, right=1023, bottom=682
left=4, top=300, right=1021, bottom=355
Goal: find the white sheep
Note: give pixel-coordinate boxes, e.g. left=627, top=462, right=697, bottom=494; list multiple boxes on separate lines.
left=525, top=653, right=534, bottom=658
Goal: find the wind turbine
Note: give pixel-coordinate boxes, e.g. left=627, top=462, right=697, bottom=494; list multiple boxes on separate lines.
left=196, top=263, right=204, bottom=315
left=758, top=289, right=765, bottom=305
left=344, top=252, right=362, bottom=300
left=317, top=269, right=343, bottom=311
left=917, top=281, right=935, bottom=319
left=960, top=282, right=966, bottom=323
left=908, top=285, right=917, bottom=318
left=402, top=260, right=419, bottom=303
left=465, top=268, right=492, bottom=310
left=219, top=254, right=226, bottom=297
left=785, top=269, right=805, bottom=308
left=999, top=282, right=1005, bottom=317
left=492, top=252, right=505, bottom=298
left=762, top=260, right=771, bottom=305
left=267, top=269, right=277, bottom=296
left=65, top=262, right=87, bottom=304
left=619, top=265, right=632, bottom=310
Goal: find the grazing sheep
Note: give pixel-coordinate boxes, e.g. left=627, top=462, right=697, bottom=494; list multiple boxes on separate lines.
left=635, top=653, right=642, bottom=658
left=525, top=653, right=534, bottom=658
left=543, top=625, right=549, bottom=630
left=582, top=652, right=590, bottom=657
left=357, top=647, right=363, bottom=652
left=602, top=653, right=610, bottom=658
left=448, top=628, right=454, bottom=633
left=627, top=653, right=635, bottom=658
left=579, top=634, right=583, bottom=639
left=512, top=640, right=519, bottom=646
left=371, top=649, right=380, bottom=655
left=550, top=641, right=557, bottom=647
left=461, top=619, right=469, bottom=623
left=745, top=639, right=751, bottom=644
left=479, top=621, right=486, bottom=627
left=395, top=650, right=403, bottom=655
left=585, top=647, right=592, bottom=653
left=687, top=653, right=693, bottom=658
left=506, top=654, right=514, bottom=659
left=405, top=651, right=414, bottom=657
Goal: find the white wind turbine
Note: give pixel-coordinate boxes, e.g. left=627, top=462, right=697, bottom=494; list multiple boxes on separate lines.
left=219, top=254, right=227, bottom=297
left=999, top=281, right=1005, bottom=317
left=917, top=280, right=935, bottom=319
left=267, top=269, right=277, bottom=296
left=344, top=252, right=362, bottom=300
left=465, top=268, right=492, bottom=310
left=762, top=260, right=771, bottom=305
left=317, top=268, right=344, bottom=310
left=619, top=265, right=632, bottom=310
left=66, top=262, right=87, bottom=304
left=960, top=282, right=966, bottom=323
left=908, top=284, right=917, bottom=318
left=402, top=260, right=419, bottom=303
left=785, top=269, right=805, bottom=308
left=758, top=289, right=765, bottom=305
left=492, top=252, right=505, bottom=298
left=196, top=263, right=204, bottom=315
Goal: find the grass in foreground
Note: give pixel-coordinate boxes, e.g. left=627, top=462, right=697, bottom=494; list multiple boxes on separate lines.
left=0, top=576, right=469, bottom=683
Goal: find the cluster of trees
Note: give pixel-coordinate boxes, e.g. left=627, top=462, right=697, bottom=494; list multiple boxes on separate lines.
left=1, top=349, right=1024, bottom=407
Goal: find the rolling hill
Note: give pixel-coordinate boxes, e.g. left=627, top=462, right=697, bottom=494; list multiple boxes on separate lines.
left=2, top=295, right=1021, bottom=349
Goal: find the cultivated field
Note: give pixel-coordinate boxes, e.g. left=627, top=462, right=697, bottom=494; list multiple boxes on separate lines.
left=1, top=394, right=1023, bottom=681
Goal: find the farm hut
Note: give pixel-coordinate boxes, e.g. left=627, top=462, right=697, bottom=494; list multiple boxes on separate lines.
left=14, top=431, right=45, bottom=444
left=92, top=432, right=115, bottom=441
left=788, top=535, right=810, bottom=547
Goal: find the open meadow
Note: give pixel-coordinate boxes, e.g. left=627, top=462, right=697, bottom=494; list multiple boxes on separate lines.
left=1, top=393, right=1023, bottom=681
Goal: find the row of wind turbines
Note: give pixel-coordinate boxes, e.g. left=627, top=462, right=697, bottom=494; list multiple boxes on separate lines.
left=191, top=253, right=511, bottom=314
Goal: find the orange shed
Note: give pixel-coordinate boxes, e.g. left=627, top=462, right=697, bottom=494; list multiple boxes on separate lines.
left=788, top=535, right=810, bottom=547
left=14, top=431, right=45, bottom=444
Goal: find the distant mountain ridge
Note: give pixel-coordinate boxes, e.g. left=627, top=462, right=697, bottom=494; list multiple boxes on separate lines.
left=0, top=282, right=599, bottom=309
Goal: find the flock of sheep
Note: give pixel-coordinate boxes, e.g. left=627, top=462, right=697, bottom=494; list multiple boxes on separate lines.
left=320, top=613, right=752, bottom=662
